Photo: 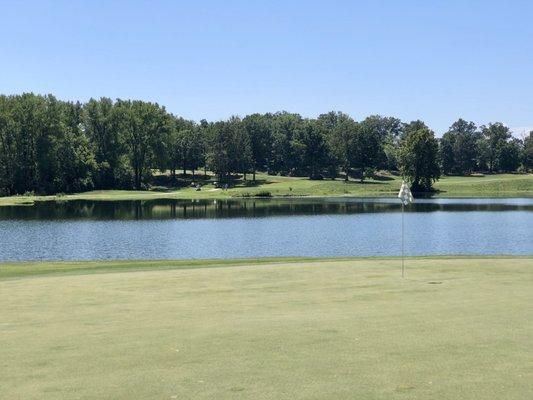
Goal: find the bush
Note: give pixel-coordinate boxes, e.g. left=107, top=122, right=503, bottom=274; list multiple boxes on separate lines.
left=232, top=190, right=272, bottom=198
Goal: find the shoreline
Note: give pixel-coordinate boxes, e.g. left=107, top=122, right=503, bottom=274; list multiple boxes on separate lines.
left=2, top=255, right=531, bottom=280
left=1, top=172, right=532, bottom=207
left=1, top=173, right=531, bottom=206
left=1, top=191, right=532, bottom=207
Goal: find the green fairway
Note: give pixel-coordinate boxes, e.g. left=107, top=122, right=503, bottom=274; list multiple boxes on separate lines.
left=1, top=257, right=532, bottom=399
left=0, top=173, right=531, bottom=206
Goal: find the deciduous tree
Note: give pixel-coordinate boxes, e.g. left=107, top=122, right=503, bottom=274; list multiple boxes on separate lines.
left=399, top=127, right=440, bottom=192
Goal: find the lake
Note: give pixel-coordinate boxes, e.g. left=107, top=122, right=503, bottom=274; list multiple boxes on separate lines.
left=0, top=197, right=532, bottom=261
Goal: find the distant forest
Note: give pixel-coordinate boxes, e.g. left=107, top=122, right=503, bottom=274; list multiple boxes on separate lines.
left=0, top=93, right=531, bottom=195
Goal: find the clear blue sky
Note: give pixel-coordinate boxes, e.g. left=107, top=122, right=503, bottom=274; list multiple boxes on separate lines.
left=1, top=0, right=532, bottom=136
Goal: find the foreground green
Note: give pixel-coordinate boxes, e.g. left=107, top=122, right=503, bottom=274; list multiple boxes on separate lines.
left=0, top=173, right=531, bottom=206
left=1, top=257, right=532, bottom=399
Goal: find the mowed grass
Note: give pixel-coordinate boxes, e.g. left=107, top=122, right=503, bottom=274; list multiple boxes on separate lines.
left=0, top=173, right=531, bottom=205
left=1, top=257, right=532, bottom=399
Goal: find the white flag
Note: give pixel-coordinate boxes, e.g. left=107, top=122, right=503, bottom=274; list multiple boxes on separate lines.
left=398, top=181, right=414, bottom=205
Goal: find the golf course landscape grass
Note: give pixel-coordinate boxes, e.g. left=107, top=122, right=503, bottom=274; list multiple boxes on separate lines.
left=1, top=257, right=531, bottom=399
left=0, top=173, right=531, bottom=206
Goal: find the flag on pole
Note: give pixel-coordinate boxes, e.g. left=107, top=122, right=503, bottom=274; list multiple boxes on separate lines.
left=398, top=181, right=414, bottom=205
left=398, top=181, right=413, bottom=278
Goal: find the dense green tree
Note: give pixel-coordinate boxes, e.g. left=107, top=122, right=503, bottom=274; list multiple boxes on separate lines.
left=269, top=112, right=302, bottom=175
left=402, top=120, right=428, bottom=138
left=398, top=127, right=441, bottom=192
left=167, top=129, right=182, bottom=181
left=35, top=95, right=63, bottom=193
left=207, top=117, right=252, bottom=182
left=243, top=113, right=272, bottom=181
left=83, top=98, right=120, bottom=188
left=370, top=116, right=403, bottom=170
left=440, top=119, right=479, bottom=175
left=166, top=117, right=193, bottom=180
left=362, top=115, right=402, bottom=144
left=353, top=116, right=388, bottom=182
left=185, top=126, right=206, bottom=178
left=232, top=118, right=253, bottom=179
left=382, top=135, right=400, bottom=171
left=167, top=117, right=199, bottom=177
left=0, top=94, right=97, bottom=194
left=319, top=112, right=357, bottom=180
left=439, top=132, right=455, bottom=174
left=480, top=122, right=512, bottom=172
left=498, top=138, right=522, bottom=172
left=0, top=95, right=17, bottom=195
left=9, top=93, right=46, bottom=193
left=206, top=121, right=230, bottom=181
left=523, top=132, right=533, bottom=171
left=475, top=136, right=490, bottom=172
left=114, top=100, right=169, bottom=189
left=292, top=119, right=329, bottom=179
left=55, top=101, right=96, bottom=192
left=453, top=128, right=479, bottom=174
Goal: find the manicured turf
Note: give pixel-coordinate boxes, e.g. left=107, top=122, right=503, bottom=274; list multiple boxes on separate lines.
left=1, top=257, right=531, bottom=399
left=0, top=173, right=531, bottom=206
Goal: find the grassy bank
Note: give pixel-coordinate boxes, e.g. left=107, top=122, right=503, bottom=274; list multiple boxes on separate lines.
left=1, top=257, right=532, bottom=399
left=0, top=173, right=531, bottom=206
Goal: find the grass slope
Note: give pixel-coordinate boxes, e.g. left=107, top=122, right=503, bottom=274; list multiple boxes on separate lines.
left=0, top=173, right=531, bottom=206
left=1, top=257, right=532, bottom=399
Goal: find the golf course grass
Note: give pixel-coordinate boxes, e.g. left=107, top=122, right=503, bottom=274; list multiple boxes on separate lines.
left=0, top=173, right=531, bottom=206
left=1, top=257, right=532, bottom=399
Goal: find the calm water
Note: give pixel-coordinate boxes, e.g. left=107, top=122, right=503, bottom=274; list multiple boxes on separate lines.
left=0, top=198, right=532, bottom=261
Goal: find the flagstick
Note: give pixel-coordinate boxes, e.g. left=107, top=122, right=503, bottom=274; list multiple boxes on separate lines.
left=401, top=201, right=405, bottom=278
left=398, top=180, right=412, bottom=279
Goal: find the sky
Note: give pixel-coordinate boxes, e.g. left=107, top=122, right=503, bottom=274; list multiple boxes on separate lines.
left=1, top=0, right=532, bottom=136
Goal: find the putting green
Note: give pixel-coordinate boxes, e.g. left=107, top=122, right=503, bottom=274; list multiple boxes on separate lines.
left=1, top=257, right=532, bottom=399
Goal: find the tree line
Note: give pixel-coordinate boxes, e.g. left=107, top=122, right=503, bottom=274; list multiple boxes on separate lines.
left=0, top=93, right=531, bottom=196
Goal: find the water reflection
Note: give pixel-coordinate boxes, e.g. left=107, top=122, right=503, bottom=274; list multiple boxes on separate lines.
left=1, top=197, right=532, bottom=261
left=1, top=197, right=532, bottom=220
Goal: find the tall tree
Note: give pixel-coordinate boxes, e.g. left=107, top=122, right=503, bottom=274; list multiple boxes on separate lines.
left=232, top=119, right=253, bottom=180
left=440, top=119, right=479, bottom=175
left=269, top=112, right=303, bottom=175
left=320, top=112, right=357, bottom=180
left=402, top=120, right=428, bottom=139
left=0, top=95, right=17, bottom=195
left=352, top=116, right=388, bottom=182
left=166, top=117, right=195, bottom=180
left=480, top=122, right=512, bottom=172
left=185, top=126, right=206, bottom=178
left=370, top=116, right=403, bottom=171
left=523, top=131, right=533, bottom=171
left=498, top=138, right=522, bottom=172
left=115, top=100, right=169, bottom=189
left=292, top=119, right=329, bottom=179
left=207, top=117, right=251, bottom=182
left=439, top=132, right=455, bottom=174
left=83, top=98, right=120, bottom=188
left=399, top=127, right=440, bottom=192
left=55, top=100, right=96, bottom=192
left=10, top=93, right=46, bottom=193
left=243, top=113, right=272, bottom=181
